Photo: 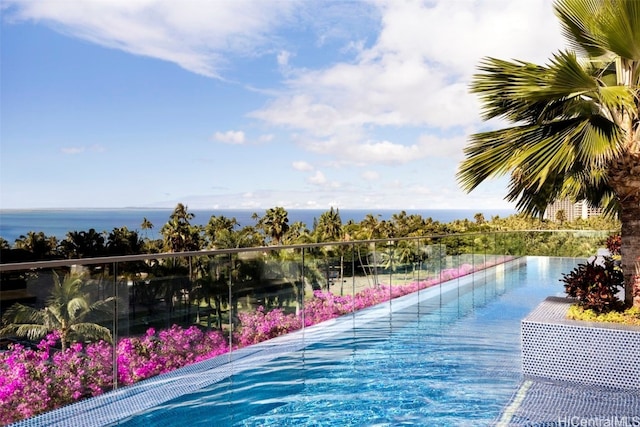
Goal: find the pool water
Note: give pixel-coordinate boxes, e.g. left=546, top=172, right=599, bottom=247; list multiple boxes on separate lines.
left=115, top=257, right=580, bottom=427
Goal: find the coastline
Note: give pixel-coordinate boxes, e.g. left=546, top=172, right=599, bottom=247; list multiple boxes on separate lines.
left=0, top=208, right=517, bottom=242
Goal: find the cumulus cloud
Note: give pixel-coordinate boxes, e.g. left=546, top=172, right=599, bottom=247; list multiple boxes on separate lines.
left=250, top=0, right=563, bottom=165
left=213, top=130, right=245, bottom=145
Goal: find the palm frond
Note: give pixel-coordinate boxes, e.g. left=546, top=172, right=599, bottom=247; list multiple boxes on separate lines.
left=555, top=0, right=640, bottom=61
left=598, top=85, right=636, bottom=111
left=555, top=0, right=608, bottom=57
left=66, top=296, right=90, bottom=321
left=1, top=303, right=44, bottom=325
left=598, top=0, right=640, bottom=60
left=70, top=322, right=113, bottom=344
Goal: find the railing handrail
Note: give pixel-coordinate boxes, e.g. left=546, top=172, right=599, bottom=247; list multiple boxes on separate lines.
left=0, top=229, right=614, bottom=273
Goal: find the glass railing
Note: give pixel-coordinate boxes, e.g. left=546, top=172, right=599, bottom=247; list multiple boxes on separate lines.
left=0, top=230, right=612, bottom=425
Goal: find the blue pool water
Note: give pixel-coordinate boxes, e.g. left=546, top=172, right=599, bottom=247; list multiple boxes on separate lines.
left=107, top=257, right=580, bottom=427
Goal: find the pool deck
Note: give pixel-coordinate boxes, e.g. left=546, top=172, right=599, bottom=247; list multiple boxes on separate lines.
left=497, top=296, right=640, bottom=426
left=496, top=377, right=640, bottom=426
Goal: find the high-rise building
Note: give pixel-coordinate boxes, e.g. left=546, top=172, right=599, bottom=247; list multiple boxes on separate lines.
left=544, top=199, right=604, bottom=221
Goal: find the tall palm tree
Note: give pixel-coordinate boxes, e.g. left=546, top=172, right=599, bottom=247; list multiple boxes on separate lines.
left=160, top=203, right=200, bottom=253
left=261, top=207, right=290, bottom=246
left=205, top=215, right=239, bottom=248
left=358, top=213, right=383, bottom=240
left=316, top=208, right=346, bottom=293
left=0, top=273, right=114, bottom=350
left=457, top=0, right=640, bottom=306
left=316, top=207, right=343, bottom=242
left=141, top=217, right=154, bottom=241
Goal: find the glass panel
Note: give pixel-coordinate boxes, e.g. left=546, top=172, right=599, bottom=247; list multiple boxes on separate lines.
left=0, top=264, right=116, bottom=424
left=229, top=248, right=305, bottom=349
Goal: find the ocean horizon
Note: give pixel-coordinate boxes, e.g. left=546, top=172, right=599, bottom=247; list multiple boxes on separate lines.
left=0, top=208, right=517, bottom=243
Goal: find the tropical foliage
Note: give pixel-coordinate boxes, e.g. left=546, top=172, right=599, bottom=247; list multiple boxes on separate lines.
left=0, top=273, right=114, bottom=350
left=561, top=256, right=624, bottom=312
left=0, top=204, right=621, bottom=263
left=457, top=0, right=640, bottom=306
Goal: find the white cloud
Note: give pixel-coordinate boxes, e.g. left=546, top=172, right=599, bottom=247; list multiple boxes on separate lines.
left=213, top=130, right=245, bottom=145
left=60, top=144, right=105, bottom=155
left=2, top=0, right=300, bottom=77
left=361, top=170, right=379, bottom=181
left=3, top=0, right=563, bottom=210
left=250, top=0, right=564, bottom=166
left=292, top=161, right=314, bottom=171
left=308, top=171, right=326, bottom=185
left=61, top=147, right=84, bottom=154
left=258, top=134, right=274, bottom=143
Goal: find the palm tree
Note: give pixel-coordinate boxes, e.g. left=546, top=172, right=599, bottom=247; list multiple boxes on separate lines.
left=316, top=207, right=343, bottom=242
left=281, top=221, right=309, bottom=245
left=141, top=217, right=154, bottom=241
left=359, top=214, right=383, bottom=240
left=457, top=0, right=640, bottom=307
left=0, top=273, right=114, bottom=350
left=160, top=203, right=201, bottom=253
left=316, top=208, right=346, bottom=293
left=261, top=207, right=290, bottom=245
left=14, top=231, right=58, bottom=259
left=205, top=215, right=239, bottom=248
left=59, top=229, right=106, bottom=259
left=106, top=226, right=143, bottom=256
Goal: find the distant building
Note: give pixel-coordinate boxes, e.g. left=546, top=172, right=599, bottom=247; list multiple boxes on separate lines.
left=544, top=199, right=604, bottom=221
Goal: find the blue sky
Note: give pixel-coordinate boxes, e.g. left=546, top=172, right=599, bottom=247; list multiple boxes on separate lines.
left=1, top=0, right=563, bottom=210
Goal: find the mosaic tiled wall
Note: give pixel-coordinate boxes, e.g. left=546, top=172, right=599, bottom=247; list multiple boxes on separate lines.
left=522, top=297, right=640, bottom=390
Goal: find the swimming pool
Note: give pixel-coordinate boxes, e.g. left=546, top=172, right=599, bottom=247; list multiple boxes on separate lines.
left=100, top=256, right=575, bottom=427
left=13, top=256, right=581, bottom=427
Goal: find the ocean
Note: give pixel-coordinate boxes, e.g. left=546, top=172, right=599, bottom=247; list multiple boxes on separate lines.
left=0, top=208, right=516, bottom=243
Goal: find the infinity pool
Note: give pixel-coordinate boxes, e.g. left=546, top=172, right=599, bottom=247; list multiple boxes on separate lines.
left=14, top=257, right=581, bottom=427
left=103, top=257, right=578, bottom=427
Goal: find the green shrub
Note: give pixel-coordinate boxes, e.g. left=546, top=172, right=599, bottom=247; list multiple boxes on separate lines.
left=567, top=304, right=640, bottom=325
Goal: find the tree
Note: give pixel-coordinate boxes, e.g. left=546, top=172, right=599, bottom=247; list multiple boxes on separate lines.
left=106, top=226, right=143, bottom=256
left=14, top=231, right=58, bottom=259
left=0, top=273, right=114, bottom=350
left=316, top=207, right=343, bottom=242
left=141, top=217, right=154, bottom=240
left=261, top=207, right=290, bottom=246
left=556, top=209, right=568, bottom=225
left=205, top=215, right=239, bottom=248
left=59, top=229, right=106, bottom=259
left=457, top=0, right=640, bottom=307
left=358, top=214, right=383, bottom=240
left=160, top=203, right=201, bottom=252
